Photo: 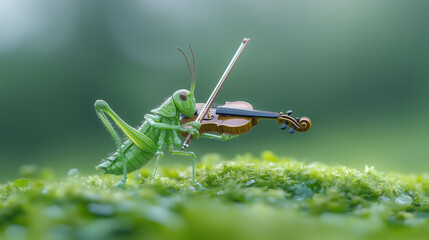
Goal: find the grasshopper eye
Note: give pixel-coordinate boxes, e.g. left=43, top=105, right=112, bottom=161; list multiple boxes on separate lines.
left=179, top=91, right=187, bottom=101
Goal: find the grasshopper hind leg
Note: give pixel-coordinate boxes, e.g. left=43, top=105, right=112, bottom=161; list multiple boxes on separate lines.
left=95, top=99, right=152, bottom=188
left=115, top=159, right=127, bottom=188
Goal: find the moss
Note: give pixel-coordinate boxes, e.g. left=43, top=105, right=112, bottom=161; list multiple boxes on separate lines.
left=1, top=151, right=429, bottom=240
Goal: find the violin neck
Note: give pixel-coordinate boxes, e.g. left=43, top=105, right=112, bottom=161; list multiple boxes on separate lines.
left=216, top=106, right=280, bottom=119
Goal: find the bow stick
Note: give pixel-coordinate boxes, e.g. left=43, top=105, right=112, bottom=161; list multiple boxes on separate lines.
left=182, top=38, right=251, bottom=150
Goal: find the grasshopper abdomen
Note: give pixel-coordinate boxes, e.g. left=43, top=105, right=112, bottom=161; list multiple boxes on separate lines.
left=96, top=122, right=158, bottom=175
left=97, top=139, right=155, bottom=175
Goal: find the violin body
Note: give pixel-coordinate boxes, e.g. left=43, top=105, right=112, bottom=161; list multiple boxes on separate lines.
left=181, top=101, right=256, bottom=136
left=180, top=101, right=311, bottom=137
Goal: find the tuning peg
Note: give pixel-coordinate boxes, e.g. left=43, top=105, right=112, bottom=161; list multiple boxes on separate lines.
left=289, top=118, right=300, bottom=134
left=281, top=110, right=293, bottom=131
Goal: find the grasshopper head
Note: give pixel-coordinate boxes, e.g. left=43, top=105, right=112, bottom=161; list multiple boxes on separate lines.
left=172, top=89, right=196, bottom=118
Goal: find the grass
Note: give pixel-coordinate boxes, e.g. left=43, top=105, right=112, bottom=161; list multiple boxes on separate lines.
left=1, top=151, right=429, bottom=240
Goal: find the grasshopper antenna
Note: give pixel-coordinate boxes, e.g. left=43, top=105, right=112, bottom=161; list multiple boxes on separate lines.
left=189, top=44, right=196, bottom=94
left=177, top=47, right=193, bottom=92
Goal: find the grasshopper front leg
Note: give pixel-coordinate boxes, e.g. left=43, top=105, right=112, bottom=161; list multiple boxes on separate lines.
left=168, top=125, right=209, bottom=191
left=144, top=114, right=201, bottom=138
left=169, top=133, right=236, bottom=191
left=144, top=114, right=200, bottom=180
left=151, top=130, right=166, bottom=181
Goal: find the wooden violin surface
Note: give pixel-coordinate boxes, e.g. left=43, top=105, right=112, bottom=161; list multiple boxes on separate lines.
left=180, top=101, right=256, bottom=136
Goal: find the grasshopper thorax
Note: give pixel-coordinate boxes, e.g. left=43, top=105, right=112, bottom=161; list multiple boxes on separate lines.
left=173, top=89, right=196, bottom=118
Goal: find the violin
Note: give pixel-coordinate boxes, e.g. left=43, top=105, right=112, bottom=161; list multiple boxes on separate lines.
left=181, top=38, right=311, bottom=150
left=180, top=101, right=311, bottom=137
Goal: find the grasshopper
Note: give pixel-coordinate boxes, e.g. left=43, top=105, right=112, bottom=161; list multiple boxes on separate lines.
left=94, top=46, right=237, bottom=189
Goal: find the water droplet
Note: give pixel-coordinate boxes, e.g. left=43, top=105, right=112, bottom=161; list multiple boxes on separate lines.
left=293, top=185, right=313, bottom=201
left=379, top=196, right=390, bottom=202
left=395, top=195, right=413, bottom=205
left=68, top=168, right=79, bottom=177
left=245, top=179, right=255, bottom=186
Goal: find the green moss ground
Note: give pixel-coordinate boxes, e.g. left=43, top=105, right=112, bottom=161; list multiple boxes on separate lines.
left=1, top=151, right=429, bottom=240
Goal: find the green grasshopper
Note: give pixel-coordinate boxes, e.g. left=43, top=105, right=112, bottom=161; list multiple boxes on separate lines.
left=94, top=46, right=235, bottom=189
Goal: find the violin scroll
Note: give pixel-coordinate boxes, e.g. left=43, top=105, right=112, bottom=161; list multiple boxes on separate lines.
left=278, top=111, right=311, bottom=134
left=297, top=117, right=311, bottom=132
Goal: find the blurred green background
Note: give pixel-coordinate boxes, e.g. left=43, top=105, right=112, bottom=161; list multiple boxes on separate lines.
left=0, top=0, right=428, bottom=183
